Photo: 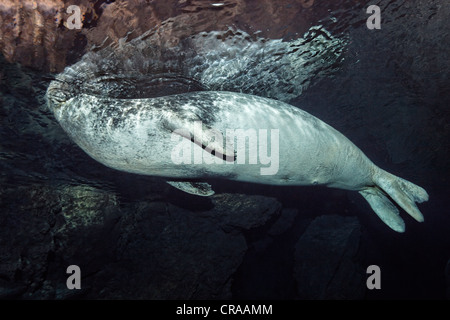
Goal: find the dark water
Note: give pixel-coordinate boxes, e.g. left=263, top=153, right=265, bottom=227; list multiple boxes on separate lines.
left=0, top=0, right=449, bottom=299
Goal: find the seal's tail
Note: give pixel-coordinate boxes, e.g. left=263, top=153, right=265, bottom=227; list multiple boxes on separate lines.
left=359, top=169, right=429, bottom=232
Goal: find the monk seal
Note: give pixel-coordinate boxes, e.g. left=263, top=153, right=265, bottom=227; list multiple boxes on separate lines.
left=45, top=27, right=428, bottom=233
left=46, top=84, right=428, bottom=232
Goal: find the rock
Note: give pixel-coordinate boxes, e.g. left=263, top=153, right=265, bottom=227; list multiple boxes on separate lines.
left=0, top=185, right=58, bottom=299
left=91, top=193, right=281, bottom=299
left=0, top=0, right=337, bottom=72
left=210, top=194, right=282, bottom=231
left=294, top=215, right=365, bottom=299
left=0, top=181, right=281, bottom=299
left=268, top=208, right=298, bottom=236
left=0, top=183, right=119, bottom=299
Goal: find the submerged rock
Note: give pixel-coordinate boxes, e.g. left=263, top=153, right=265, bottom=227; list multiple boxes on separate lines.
left=294, top=215, right=365, bottom=299
left=268, top=208, right=298, bottom=236
left=0, top=182, right=280, bottom=299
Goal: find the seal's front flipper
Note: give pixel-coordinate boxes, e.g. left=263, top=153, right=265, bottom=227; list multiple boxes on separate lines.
left=359, top=187, right=405, bottom=232
left=167, top=181, right=215, bottom=196
left=195, top=126, right=237, bottom=162
left=166, top=118, right=236, bottom=162
left=175, top=124, right=236, bottom=162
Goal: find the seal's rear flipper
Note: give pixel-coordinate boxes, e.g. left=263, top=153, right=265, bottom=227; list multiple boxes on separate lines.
left=167, top=181, right=215, bottom=196
left=374, top=170, right=428, bottom=222
left=359, top=187, right=405, bottom=232
left=360, top=169, right=429, bottom=232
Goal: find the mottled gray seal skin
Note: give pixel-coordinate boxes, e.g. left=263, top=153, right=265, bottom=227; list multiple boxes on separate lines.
left=46, top=80, right=429, bottom=232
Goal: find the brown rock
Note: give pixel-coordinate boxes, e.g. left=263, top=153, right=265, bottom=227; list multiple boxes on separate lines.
left=0, top=0, right=334, bottom=72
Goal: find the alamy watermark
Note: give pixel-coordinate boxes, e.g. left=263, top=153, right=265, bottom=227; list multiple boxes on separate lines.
left=366, top=265, right=381, bottom=289
left=366, top=5, right=381, bottom=30
left=66, top=5, right=82, bottom=30
left=66, top=265, right=81, bottom=289
left=171, top=121, right=280, bottom=175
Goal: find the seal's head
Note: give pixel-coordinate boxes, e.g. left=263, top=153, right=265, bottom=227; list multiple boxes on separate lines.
left=46, top=68, right=84, bottom=120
